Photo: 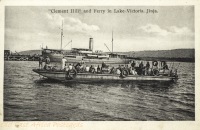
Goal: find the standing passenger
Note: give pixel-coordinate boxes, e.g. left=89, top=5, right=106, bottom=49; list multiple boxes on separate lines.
left=139, top=61, right=144, bottom=75
left=39, top=56, right=43, bottom=69
left=44, top=56, right=50, bottom=70
left=145, top=61, right=150, bottom=75
left=45, top=56, right=50, bottom=64
left=61, top=57, right=67, bottom=70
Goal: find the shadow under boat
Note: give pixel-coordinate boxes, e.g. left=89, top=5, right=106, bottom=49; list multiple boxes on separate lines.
left=33, top=77, right=176, bottom=94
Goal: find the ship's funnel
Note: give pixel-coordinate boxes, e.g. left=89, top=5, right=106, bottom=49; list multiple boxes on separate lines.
left=89, top=38, right=93, bottom=52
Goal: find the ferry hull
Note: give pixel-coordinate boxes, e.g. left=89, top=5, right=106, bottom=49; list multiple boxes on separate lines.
left=33, top=69, right=178, bottom=82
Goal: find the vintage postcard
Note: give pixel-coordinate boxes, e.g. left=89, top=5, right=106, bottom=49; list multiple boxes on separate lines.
left=0, top=0, right=200, bottom=130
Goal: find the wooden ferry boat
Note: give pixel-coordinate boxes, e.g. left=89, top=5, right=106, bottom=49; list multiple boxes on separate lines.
left=32, top=67, right=178, bottom=82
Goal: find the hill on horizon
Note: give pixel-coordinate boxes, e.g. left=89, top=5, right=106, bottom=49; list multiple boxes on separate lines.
left=16, top=49, right=195, bottom=61
left=126, top=49, right=194, bottom=59
left=15, top=50, right=42, bottom=55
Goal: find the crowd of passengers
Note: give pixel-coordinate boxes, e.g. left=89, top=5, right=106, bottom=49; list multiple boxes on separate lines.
left=39, top=56, right=169, bottom=76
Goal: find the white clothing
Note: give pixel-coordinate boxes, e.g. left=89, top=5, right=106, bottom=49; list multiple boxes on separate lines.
left=86, top=66, right=90, bottom=72
left=61, top=58, right=67, bottom=70
left=132, top=70, right=137, bottom=75
left=94, top=67, right=97, bottom=72
left=117, top=69, right=121, bottom=74
left=69, top=65, right=73, bottom=70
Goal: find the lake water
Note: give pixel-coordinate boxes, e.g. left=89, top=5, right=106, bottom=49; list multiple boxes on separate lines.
left=4, top=61, right=195, bottom=121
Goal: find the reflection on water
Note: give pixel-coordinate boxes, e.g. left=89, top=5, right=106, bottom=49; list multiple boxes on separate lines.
left=4, top=61, right=194, bottom=121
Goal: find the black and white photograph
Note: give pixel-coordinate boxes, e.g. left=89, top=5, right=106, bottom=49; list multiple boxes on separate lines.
left=3, top=5, right=196, bottom=123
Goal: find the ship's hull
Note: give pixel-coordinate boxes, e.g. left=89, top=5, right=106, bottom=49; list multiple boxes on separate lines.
left=33, top=69, right=178, bottom=82
left=43, top=53, right=131, bottom=64
left=43, top=53, right=64, bottom=62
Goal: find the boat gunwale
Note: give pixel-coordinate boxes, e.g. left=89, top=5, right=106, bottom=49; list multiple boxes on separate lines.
left=32, top=69, right=177, bottom=79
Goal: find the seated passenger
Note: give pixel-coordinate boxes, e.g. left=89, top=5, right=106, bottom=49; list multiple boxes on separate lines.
left=110, top=67, right=116, bottom=74
left=44, top=64, right=48, bottom=70
left=44, top=64, right=51, bottom=70
left=75, top=62, right=81, bottom=68
left=94, top=66, right=98, bottom=73
left=152, top=61, right=158, bottom=70
left=138, top=61, right=144, bottom=75
left=102, top=62, right=108, bottom=68
left=139, top=61, right=144, bottom=68
left=116, top=65, right=121, bottom=74
left=116, top=69, right=121, bottom=75
left=82, top=64, right=86, bottom=72
left=69, top=64, right=73, bottom=70
left=86, top=65, right=90, bottom=72
left=128, top=67, right=132, bottom=74
left=131, top=67, right=137, bottom=75
left=97, top=65, right=101, bottom=73
left=89, top=65, right=95, bottom=73
left=80, top=64, right=83, bottom=69
left=163, top=61, right=169, bottom=70
left=72, top=64, right=75, bottom=70
left=146, top=61, right=150, bottom=69
left=75, top=65, right=81, bottom=72
left=117, top=65, right=122, bottom=71
left=131, top=60, right=136, bottom=68
left=76, top=63, right=84, bottom=72
left=64, top=64, right=69, bottom=71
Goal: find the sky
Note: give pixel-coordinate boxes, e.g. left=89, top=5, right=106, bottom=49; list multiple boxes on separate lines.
left=5, top=6, right=194, bottom=52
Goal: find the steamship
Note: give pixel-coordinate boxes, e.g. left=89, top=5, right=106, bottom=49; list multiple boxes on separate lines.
left=42, top=22, right=131, bottom=64
left=42, top=38, right=130, bottom=64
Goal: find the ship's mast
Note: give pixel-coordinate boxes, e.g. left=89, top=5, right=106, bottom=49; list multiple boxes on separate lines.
left=61, top=20, right=64, bottom=50
left=112, top=30, right=113, bottom=53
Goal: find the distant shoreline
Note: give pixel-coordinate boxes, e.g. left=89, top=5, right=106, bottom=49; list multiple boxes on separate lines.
left=5, top=48, right=195, bottom=63
left=129, top=57, right=194, bottom=62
